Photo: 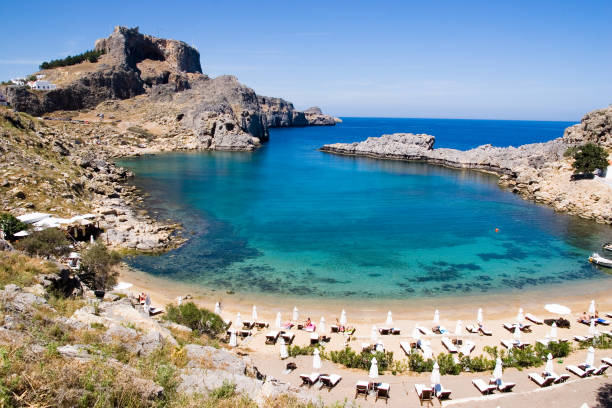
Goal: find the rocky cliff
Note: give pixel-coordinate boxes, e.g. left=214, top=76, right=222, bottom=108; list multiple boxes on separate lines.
left=2, top=26, right=337, bottom=151
left=320, top=107, right=612, bottom=224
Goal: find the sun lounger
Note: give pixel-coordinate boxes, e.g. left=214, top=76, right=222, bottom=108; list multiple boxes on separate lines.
left=503, top=323, right=532, bottom=333
left=479, top=327, right=493, bottom=336
left=460, top=340, right=475, bottom=355
left=441, top=337, right=458, bottom=353
left=551, top=374, right=570, bottom=383
left=432, top=384, right=452, bottom=400
left=378, top=327, right=391, bottom=335
left=391, top=328, right=401, bottom=335
left=280, top=332, right=295, bottom=344
left=265, top=331, right=280, bottom=344
left=320, top=374, right=342, bottom=390
left=466, top=325, right=478, bottom=334
left=417, top=326, right=434, bottom=336
left=355, top=380, right=369, bottom=400
left=242, top=320, right=255, bottom=329
left=300, top=373, right=320, bottom=387
left=501, top=340, right=528, bottom=349
left=310, top=333, right=320, bottom=345
left=605, top=312, right=612, bottom=318
left=497, top=381, right=516, bottom=392
left=602, top=357, right=612, bottom=366
left=255, top=321, right=269, bottom=329
left=239, top=329, right=252, bottom=338
left=591, top=365, right=608, bottom=375
left=414, top=384, right=433, bottom=406
left=525, top=313, right=544, bottom=325
left=375, top=382, right=390, bottom=403
left=573, top=335, right=593, bottom=342
left=528, top=373, right=555, bottom=387
left=566, top=365, right=594, bottom=378
left=472, top=379, right=496, bottom=395
left=400, top=341, right=412, bottom=356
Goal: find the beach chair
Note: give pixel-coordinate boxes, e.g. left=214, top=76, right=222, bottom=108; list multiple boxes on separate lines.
left=391, top=328, right=401, bottom=335
left=525, top=313, right=544, bottom=325
left=378, top=327, right=390, bottom=335
left=255, top=321, right=269, bottom=329
left=319, top=374, right=342, bottom=391
left=479, top=326, right=493, bottom=336
left=552, top=374, right=570, bottom=384
left=566, top=365, right=594, bottom=378
left=281, top=332, right=295, bottom=344
left=418, top=326, right=434, bottom=336
left=375, top=383, right=390, bottom=403
left=355, top=380, right=369, bottom=400
left=414, top=384, right=433, bottom=406
left=441, top=337, right=458, bottom=353
left=592, top=365, right=608, bottom=375
left=602, top=357, right=612, bottom=366
left=265, top=331, right=279, bottom=344
left=528, top=373, right=555, bottom=387
left=433, top=384, right=452, bottom=400
left=466, top=325, right=478, bottom=334
left=238, top=329, right=252, bottom=338
left=330, top=325, right=339, bottom=333
left=472, top=379, right=496, bottom=395
left=242, top=320, right=255, bottom=329
left=400, top=341, right=412, bottom=356
left=573, top=335, right=593, bottom=342
left=310, top=333, right=320, bottom=345
left=299, top=373, right=320, bottom=387
left=497, top=381, right=516, bottom=392
left=459, top=340, right=475, bottom=355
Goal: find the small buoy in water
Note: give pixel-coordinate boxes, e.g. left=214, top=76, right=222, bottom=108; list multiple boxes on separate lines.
left=495, top=228, right=499, bottom=233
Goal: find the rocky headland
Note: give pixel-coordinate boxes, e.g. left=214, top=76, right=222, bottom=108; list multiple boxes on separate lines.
left=321, top=107, right=612, bottom=224
left=0, top=26, right=339, bottom=251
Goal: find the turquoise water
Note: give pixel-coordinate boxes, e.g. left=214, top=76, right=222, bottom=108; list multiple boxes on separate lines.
left=119, top=118, right=612, bottom=300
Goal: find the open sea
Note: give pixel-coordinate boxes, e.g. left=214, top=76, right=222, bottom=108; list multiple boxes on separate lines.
left=118, top=118, right=612, bottom=301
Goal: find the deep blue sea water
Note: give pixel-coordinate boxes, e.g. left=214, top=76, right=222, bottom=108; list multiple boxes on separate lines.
left=118, top=118, right=612, bottom=300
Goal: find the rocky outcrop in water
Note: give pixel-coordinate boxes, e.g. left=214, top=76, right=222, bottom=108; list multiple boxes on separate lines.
left=258, top=97, right=338, bottom=127
left=320, top=108, right=612, bottom=224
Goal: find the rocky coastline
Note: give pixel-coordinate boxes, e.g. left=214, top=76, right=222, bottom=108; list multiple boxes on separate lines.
left=320, top=107, right=612, bottom=224
left=1, top=26, right=339, bottom=251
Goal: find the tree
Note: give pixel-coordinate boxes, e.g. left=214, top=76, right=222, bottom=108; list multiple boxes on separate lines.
left=79, top=242, right=121, bottom=291
left=0, top=213, right=28, bottom=239
left=15, top=228, right=70, bottom=258
left=571, top=143, right=609, bottom=175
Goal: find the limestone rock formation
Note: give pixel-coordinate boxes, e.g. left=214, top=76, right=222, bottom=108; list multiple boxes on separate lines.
left=563, top=105, right=612, bottom=148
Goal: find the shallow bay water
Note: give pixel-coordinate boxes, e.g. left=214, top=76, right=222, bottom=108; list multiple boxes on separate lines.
left=118, top=118, right=612, bottom=301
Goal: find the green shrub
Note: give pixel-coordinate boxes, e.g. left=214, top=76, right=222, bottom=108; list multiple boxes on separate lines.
left=39, top=49, right=105, bottom=70
left=165, top=302, right=226, bottom=337
left=328, top=347, right=394, bottom=374
left=0, top=213, right=28, bottom=239
left=287, top=344, right=320, bottom=358
left=78, top=242, right=121, bottom=291
left=408, top=353, right=435, bottom=373
left=209, top=381, right=237, bottom=400
left=578, top=333, right=612, bottom=349
left=437, top=353, right=461, bottom=375
left=570, top=143, right=609, bottom=175
left=15, top=228, right=70, bottom=258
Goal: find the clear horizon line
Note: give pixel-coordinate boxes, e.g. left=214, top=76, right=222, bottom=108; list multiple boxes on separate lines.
left=332, top=115, right=580, bottom=123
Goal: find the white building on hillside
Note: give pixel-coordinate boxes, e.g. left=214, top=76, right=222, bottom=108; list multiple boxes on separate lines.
left=11, top=78, right=25, bottom=85
left=28, top=80, right=57, bottom=91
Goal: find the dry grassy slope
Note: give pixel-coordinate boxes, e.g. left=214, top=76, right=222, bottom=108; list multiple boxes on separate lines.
left=0, top=107, right=93, bottom=214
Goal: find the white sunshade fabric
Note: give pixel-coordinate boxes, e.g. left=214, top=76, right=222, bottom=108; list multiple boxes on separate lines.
left=293, top=307, right=299, bottom=321
left=430, top=362, right=441, bottom=385
left=313, top=348, right=322, bottom=370
left=369, top=357, right=378, bottom=379
left=493, top=357, right=503, bottom=380
left=544, top=304, right=571, bottom=315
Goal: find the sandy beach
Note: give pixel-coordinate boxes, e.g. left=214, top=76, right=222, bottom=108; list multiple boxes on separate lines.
left=119, top=264, right=612, bottom=407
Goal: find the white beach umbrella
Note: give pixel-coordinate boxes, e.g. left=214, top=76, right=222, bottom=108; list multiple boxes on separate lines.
left=433, top=309, right=440, bottom=324
left=292, top=307, right=299, bottom=322
left=580, top=404, right=589, bottom=408
left=229, top=330, right=237, bottom=347
left=493, top=357, right=503, bottom=380
left=236, top=312, right=242, bottom=328
left=177, top=296, right=182, bottom=306
left=252, top=305, right=258, bottom=322
left=430, top=362, right=441, bottom=386
left=386, top=311, right=393, bottom=326
left=340, top=309, right=347, bottom=326
left=214, top=302, right=221, bottom=315
left=279, top=337, right=288, bottom=359
left=589, top=318, right=597, bottom=336
left=455, top=320, right=462, bottom=335
left=585, top=346, right=595, bottom=367
left=544, top=304, right=571, bottom=315
left=477, top=308, right=483, bottom=325
left=369, top=357, right=379, bottom=379
left=589, top=300, right=596, bottom=315
left=545, top=353, right=554, bottom=375
left=275, top=312, right=282, bottom=329
left=371, top=325, right=378, bottom=343
left=513, top=324, right=521, bottom=341
left=320, top=316, right=326, bottom=333
left=517, top=308, right=524, bottom=324
left=313, top=348, right=322, bottom=370
left=550, top=322, right=558, bottom=339
left=145, top=295, right=151, bottom=306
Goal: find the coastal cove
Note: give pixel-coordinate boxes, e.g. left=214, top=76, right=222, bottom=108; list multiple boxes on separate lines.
left=118, top=118, right=612, bottom=303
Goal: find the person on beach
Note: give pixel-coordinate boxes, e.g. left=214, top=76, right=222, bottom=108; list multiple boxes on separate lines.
left=335, top=318, right=346, bottom=332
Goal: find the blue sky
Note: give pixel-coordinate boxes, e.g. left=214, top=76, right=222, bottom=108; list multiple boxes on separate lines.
left=1, top=1, right=611, bottom=120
